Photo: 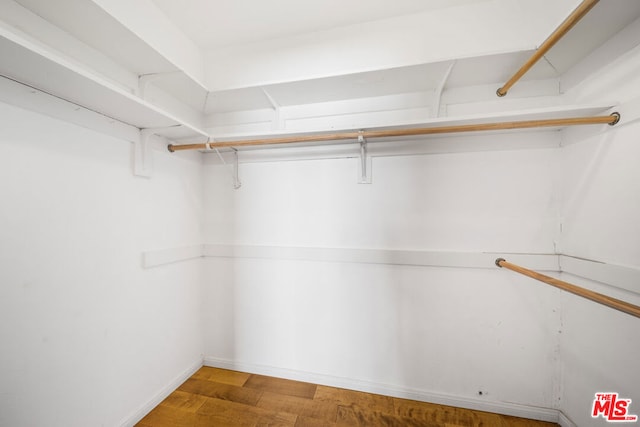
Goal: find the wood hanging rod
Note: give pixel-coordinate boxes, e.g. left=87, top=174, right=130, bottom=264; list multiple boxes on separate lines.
left=495, top=258, right=640, bottom=319
left=168, top=113, right=619, bottom=152
left=497, top=0, right=600, bottom=97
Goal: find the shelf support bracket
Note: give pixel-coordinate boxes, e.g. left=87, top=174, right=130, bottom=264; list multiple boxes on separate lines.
left=206, top=142, right=242, bottom=189
left=232, top=149, right=242, bottom=190
left=432, top=61, right=456, bottom=118
left=262, top=88, right=284, bottom=130
left=358, top=132, right=372, bottom=184
left=137, top=71, right=183, bottom=99
left=135, top=125, right=180, bottom=177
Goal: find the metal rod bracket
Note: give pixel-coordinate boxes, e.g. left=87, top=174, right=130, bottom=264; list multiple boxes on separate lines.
left=358, top=132, right=372, bottom=184
left=495, top=258, right=506, bottom=267
left=208, top=141, right=242, bottom=189
left=609, top=112, right=621, bottom=126
left=232, top=149, right=242, bottom=190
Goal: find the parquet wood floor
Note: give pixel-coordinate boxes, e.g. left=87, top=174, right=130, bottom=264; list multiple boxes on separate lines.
left=136, top=367, right=559, bottom=427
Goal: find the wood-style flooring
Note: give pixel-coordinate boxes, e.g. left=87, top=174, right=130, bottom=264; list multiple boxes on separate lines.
left=136, top=367, right=559, bottom=427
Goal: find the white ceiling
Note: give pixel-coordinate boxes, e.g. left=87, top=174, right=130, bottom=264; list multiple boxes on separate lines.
left=150, top=0, right=488, bottom=49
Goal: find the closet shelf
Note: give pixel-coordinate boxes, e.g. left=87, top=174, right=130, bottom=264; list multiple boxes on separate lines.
left=0, top=20, right=617, bottom=153
left=173, top=104, right=617, bottom=152
left=0, top=24, right=208, bottom=141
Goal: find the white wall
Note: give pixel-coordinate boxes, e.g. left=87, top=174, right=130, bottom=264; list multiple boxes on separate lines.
left=0, top=101, right=204, bottom=427
left=557, top=121, right=640, bottom=426
left=554, top=30, right=640, bottom=426
left=560, top=118, right=640, bottom=268
left=558, top=273, right=640, bottom=427
left=202, top=139, right=563, bottom=416
left=205, top=147, right=560, bottom=251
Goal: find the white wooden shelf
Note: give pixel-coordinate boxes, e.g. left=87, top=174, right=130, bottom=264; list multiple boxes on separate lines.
left=199, top=103, right=616, bottom=154
left=0, top=21, right=208, bottom=142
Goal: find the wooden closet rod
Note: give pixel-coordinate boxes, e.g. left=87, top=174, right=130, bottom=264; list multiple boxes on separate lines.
left=495, top=258, right=640, bottom=319
left=496, top=0, right=600, bottom=97
left=168, top=113, right=619, bottom=152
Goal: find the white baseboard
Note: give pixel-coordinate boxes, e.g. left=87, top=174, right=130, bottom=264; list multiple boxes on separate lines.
left=558, top=411, right=578, bottom=427
left=119, top=358, right=203, bottom=427
left=204, top=356, right=560, bottom=424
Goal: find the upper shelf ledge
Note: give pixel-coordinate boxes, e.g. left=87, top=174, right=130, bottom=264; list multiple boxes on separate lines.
left=0, top=19, right=208, bottom=141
